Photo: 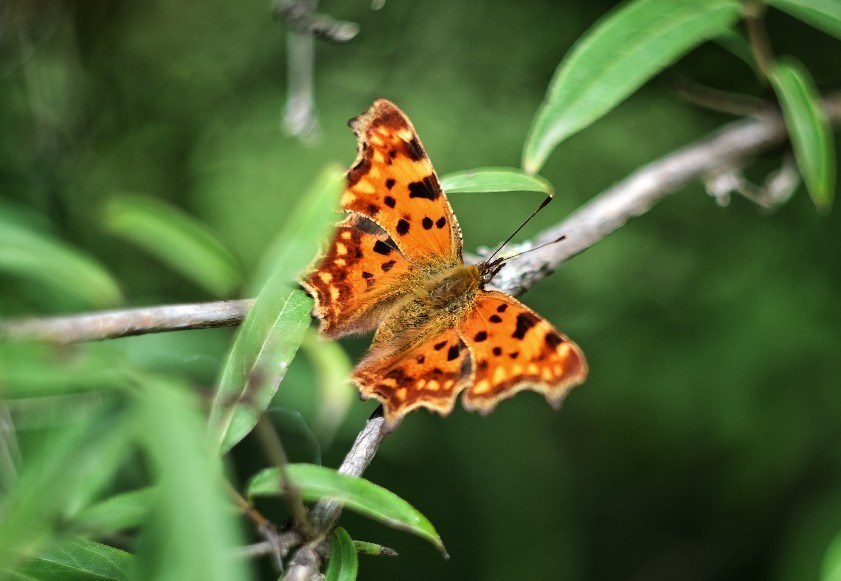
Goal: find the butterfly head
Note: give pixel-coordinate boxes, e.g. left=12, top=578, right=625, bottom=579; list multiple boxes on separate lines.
left=477, top=257, right=506, bottom=287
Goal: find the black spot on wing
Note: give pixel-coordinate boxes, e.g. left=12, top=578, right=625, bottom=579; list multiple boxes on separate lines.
left=447, top=344, right=460, bottom=361
left=496, top=303, right=508, bottom=313
left=545, top=332, right=565, bottom=348
left=512, top=312, right=539, bottom=340
left=396, top=219, right=410, bottom=235
left=489, top=314, right=502, bottom=323
left=492, top=347, right=502, bottom=356
left=368, top=204, right=379, bottom=216
left=422, top=217, right=434, bottom=230
left=474, top=331, right=488, bottom=342
left=373, top=240, right=392, bottom=256
left=408, top=176, right=441, bottom=201
left=404, top=137, right=424, bottom=161
left=385, top=179, right=395, bottom=190
left=384, top=195, right=396, bottom=208
left=436, top=217, right=446, bottom=229
left=381, top=260, right=396, bottom=272
left=433, top=340, right=447, bottom=351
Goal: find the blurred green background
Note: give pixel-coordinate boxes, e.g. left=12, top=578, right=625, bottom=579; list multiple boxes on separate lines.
left=2, top=0, right=841, bottom=579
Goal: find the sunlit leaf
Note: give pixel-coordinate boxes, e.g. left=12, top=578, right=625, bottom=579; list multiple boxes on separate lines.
left=440, top=168, right=554, bottom=196
left=822, top=530, right=841, bottom=581
left=522, top=0, right=742, bottom=173
left=208, top=166, right=342, bottom=454
left=325, top=527, right=358, bottom=581
left=132, top=377, right=246, bottom=581
left=248, top=464, right=446, bottom=554
left=0, top=220, right=122, bottom=309
left=74, top=488, right=155, bottom=536
left=302, top=330, right=354, bottom=446
left=768, top=0, right=841, bottom=40
left=103, top=195, right=242, bottom=297
left=12, top=539, right=132, bottom=581
left=768, top=58, right=836, bottom=211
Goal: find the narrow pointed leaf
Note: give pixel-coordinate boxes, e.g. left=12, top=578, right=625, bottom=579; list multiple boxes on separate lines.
left=11, top=540, right=132, bottom=581
left=768, top=58, right=836, bottom=211
left=302, top=330, right=354, bottom=446
left=103, top=195, right=241, bottom=297
left=0, top=221, right=121, bottom=308
left=325, top=527, right=358, bottom=581
left=74, top=488, right=155, bottom=535
left=133, top=378, right=246, bottom=581
left=249, top=464, right=446, bottom=554
left=768, top=0, right=841, bottom=40
left=208, top=166, right=343, bottom=453
left=522, top=0, right=742, bottom=173
left=440, top=168, right=554, bottom=196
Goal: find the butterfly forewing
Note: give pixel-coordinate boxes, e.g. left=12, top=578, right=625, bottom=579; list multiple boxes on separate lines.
left=343, top=99, right=462, bottom=263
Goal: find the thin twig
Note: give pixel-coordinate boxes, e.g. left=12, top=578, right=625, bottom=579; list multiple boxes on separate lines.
left=254, top=416, right=314, bottom=537
left=744, top=1, right=774, bottom=83
left=4, top=92, right=841, bottom=344
left=284, top=409, right=387, bottom=580
left=0, top=300, right=254, bottom=343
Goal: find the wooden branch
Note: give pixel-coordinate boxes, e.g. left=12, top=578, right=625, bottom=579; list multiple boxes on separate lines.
left=5, top=93, right=841, bottom=344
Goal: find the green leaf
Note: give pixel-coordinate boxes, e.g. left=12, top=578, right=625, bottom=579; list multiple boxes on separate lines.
left=352, top=541, right=398, bottom=557
left=12, top=540, right=132, bottom=581
left=248, top=464, right=446, bottom=554
left=522, top=0, right=742, bottom=173
left=0, top=343, right=130, bottom=399
left=822, top=530, right=841, bottom=581
left=208, top=166, right=343, bottom=454
left=325, top=527, right=358, bottom=581
left=103, top=195, right=242, bottom=297
left=440, top=167, right=554, bottom=196
left=132, top=377, right=247, bottom=581
left=74, top=488, right=155, bottom=535
left=768, top=0, right=841, bottom=40
left=768, top=58, right=836, bottom=211
left=0, top=399, right=133, bottom=572
left=302, top=330, right=354, bottom=446
left=0, top=220, right=122, bottom=309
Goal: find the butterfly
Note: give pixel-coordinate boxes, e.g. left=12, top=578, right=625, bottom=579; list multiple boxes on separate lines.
left=301, top=100, right=587, bottom=430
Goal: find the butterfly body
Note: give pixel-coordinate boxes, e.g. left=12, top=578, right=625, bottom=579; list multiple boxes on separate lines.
left=302, top=100, right=587, bottom=429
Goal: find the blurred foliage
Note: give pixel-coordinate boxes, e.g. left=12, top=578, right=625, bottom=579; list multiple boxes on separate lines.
left=1, top=0, right=841, bottom=579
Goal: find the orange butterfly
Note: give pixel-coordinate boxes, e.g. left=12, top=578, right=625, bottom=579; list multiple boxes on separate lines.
left=301, top=100, right=587, bottom=430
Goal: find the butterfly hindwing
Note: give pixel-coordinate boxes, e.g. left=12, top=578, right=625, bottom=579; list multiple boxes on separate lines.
left=353, top=327, right=472, bottom=429
left=343, top=99, right=462, bottom=264
left=457, top=290, right=587, bottom=414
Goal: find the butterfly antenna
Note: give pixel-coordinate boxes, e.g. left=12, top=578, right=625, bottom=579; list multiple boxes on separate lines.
left=497, top=234, right=567, bottom=262
left=484, top=195, right=552, bottom=265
